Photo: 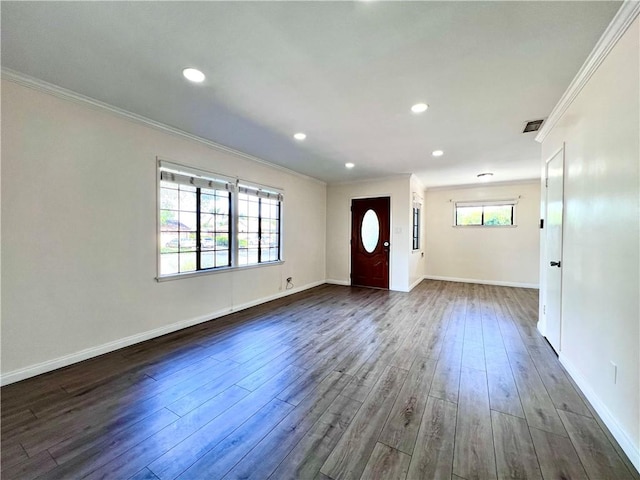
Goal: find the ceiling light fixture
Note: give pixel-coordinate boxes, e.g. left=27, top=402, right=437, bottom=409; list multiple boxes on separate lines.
left=411, top=103, right=429, bottom=113
left=477, top=172, right=494, bottom=181
left=293, top=133, right=306, bottom=140
left=345, top=163, right=355, bottom=169
left=182, top=68, right=205, bottom=83
left=432, top=150, right=444, bottom=157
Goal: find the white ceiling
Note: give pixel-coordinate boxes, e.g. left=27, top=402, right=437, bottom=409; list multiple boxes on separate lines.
left=1, top=1, right=620, bottom=186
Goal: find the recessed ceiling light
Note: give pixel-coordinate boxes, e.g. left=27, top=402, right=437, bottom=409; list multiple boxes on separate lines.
left=432, top=150, right=444, bottom=157
left=345, top=163, right=355, bottom=169
left=293, top=133, right=306, bottom=140
left=411, top=103, right=429, bottom=113
left=477, top=172, right=494, bottom=181
left=182, top=68, right=205, bottom=83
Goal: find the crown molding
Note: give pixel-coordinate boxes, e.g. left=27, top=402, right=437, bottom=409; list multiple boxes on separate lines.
left=425, top=178, right=540, bottom=192
left=536, top=0, right=640, bottom=143
left=328, top=173, right=412, bottom=187
left=1, top=68, right=326, bottom=186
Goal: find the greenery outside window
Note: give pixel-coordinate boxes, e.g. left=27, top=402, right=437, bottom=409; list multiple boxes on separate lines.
left=454, top=200, right=516, bottom=226
left=237, top=189, right=281, bottom=266
left=158, top=160, right=282, bottom=279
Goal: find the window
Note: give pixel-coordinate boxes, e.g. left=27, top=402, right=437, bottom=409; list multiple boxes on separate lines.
left=412, top=207, right=420, bottom=250
left=412, top=193, right=422, bottom=250
left=454, top=200, right=516, bottom=226
left=237, top=189, right=281, bottom=266
left=158, top=160, right=282, bottom=278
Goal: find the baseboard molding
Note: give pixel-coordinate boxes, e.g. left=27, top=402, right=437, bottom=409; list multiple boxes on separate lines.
left=408, top=277, right=424, bottom=292
left=325, top=278, right=417, bottom=293
left=0, top=280, right=325, bottom=386
left=560, top=354, right=640, bottom=473
left=423, top=275, right=539, bottom=289
left=325, top=279, right=350, bottom=286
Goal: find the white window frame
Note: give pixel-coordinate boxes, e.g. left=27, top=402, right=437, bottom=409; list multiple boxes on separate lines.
left=156, top=158, right=284, bottom=281
left=453, top=199, right=518, bottom=227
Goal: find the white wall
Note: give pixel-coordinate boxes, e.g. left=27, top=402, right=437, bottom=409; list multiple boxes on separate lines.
left=326, top=176, right=412, bottom=291
left=538, top=16, right=639, bottom=469
left=409, top=175, right=426, bottom=289
left=424, top=181, right=541, bottom=288
left=1, top=79, right=327, bottom=383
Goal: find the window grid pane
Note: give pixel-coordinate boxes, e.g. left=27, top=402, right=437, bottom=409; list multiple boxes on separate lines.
left=412, top=207, right=420, bottom=250
left=160, top=177, right=280, bottom=276
left=159, top=184, right=232, bottom=275
left=455, top=204, right=514, bottom=226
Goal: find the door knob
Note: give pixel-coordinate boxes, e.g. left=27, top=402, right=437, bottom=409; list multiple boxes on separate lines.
left=550, top=261, right=561, bottom=267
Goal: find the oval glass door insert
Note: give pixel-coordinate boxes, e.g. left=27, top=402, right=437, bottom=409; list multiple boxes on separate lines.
left=361, top=209, right=380, bottom=253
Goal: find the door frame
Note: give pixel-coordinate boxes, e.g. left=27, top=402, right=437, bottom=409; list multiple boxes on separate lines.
left=539, top=144, right=565, bottom=349
left=349, top=194, right=393, bottom=289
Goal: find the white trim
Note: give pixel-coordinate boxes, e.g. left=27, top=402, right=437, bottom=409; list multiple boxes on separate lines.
left=425, top=178, right=539, bottom=192
left=1, top=68, right=325, bottom=186
left=326, top=279, right=416, bottom=293
left=330, top=174, right=412, bottom=187
left=560, top=354, right=640, bottom=473
left=408, top=276, right=424, bottom=292
left=325, top=279, right=350, bottom=286
left=0, top=280, right=324, bottom=386
left=536, top=1, right=640, bottom=143
left=424, top=275, right=539, bottom=289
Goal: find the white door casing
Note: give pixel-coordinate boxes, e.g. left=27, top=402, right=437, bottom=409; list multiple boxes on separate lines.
left=545, top=146, right=564, bottom=353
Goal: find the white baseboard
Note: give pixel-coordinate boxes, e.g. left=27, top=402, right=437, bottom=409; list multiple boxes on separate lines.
left=325, top=279, right=350, bottom=286
left=0, top=280, right=325, bottom=386
left=408, top=277, right=424, bottom=292
left=423, top=275, right=539, bottom=289
left=326, top=279, right=416, bottom=293
left=560, top=354, right=640, bottom=473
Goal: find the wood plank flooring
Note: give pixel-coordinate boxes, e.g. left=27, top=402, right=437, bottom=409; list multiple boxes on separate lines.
left=1, top=281, right=638, bottom=480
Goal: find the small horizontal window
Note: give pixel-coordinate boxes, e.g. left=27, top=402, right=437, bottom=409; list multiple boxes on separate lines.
left=454, top=201, right=516, bottom=226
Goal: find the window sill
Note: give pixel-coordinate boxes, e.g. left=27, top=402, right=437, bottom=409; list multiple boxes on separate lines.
left=156, top=260, right=284, bottom=282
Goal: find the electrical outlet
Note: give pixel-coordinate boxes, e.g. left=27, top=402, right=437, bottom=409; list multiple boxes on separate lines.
left=611, top=361, right=618, bottom=384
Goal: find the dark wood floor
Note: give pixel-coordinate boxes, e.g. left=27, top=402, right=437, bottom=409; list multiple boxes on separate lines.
left=1, top=281, right=638, bottom=480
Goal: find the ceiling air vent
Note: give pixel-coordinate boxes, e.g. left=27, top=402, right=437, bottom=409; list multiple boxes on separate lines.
left=523, top=119, right=544, bottom=133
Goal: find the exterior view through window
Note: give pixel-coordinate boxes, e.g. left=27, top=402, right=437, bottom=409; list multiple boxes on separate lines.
left=412, top=207, right=420, bottom=249
left=455, top=201, right=515, bottom=226
left=237, top=193, right=281, bottom=265
left=158, top=160, right=282, bottom=278
left=160, top=183, right=231, bottom=275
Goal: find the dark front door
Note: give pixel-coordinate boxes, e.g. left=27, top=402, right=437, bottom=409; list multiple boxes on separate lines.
left=351, top=197, right=390, bottom=289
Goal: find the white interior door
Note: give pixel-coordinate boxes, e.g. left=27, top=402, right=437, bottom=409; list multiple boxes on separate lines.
left=545, top=147, right=564, bottom=353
